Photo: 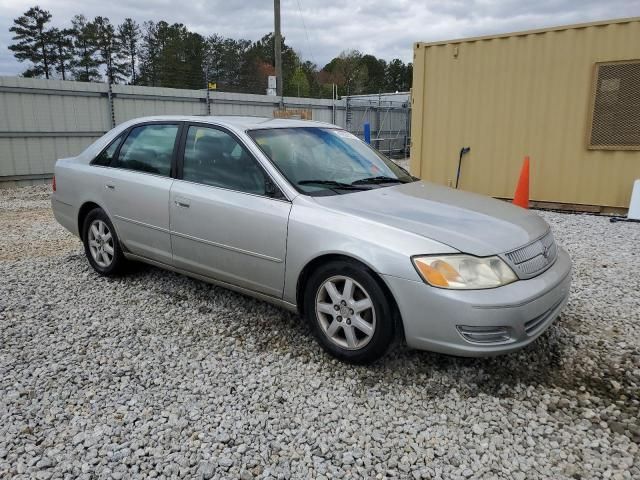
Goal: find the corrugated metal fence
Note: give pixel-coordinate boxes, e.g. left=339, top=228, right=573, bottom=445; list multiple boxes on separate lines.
left=2, top=76, right=411, bottom=187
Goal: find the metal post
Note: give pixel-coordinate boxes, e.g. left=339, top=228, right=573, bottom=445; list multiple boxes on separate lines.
left=205, top=71, right=211, bottom=116
left=364, top=123, right=371, bottom=144
left=375, top=93, right=381, bottom=149
left=404, top=101, right=410, bottom=159
left=331, top=84, right=336, bottom=125
left=274, top=0, right=283, bottom=98
left=107, top=80, right=115, bottom=128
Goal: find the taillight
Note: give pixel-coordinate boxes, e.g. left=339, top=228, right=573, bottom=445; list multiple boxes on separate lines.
left=52, top=175, right=56, bottom=192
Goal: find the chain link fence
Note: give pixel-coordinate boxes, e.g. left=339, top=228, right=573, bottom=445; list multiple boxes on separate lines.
left=345, top=93, right=411, bottom=159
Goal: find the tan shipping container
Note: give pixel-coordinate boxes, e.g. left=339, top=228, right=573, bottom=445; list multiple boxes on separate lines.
left=410, top=17, right=640, bottom=212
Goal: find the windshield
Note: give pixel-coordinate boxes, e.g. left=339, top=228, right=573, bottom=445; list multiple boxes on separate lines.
left=247, top=127, right=415, bottom=195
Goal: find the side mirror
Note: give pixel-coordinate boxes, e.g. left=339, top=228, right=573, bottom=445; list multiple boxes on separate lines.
left=265, top=178, right=282, bottom=199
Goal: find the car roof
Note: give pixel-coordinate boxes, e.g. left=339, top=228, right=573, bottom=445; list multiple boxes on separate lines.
left=122, top=115, right=337, bottom=131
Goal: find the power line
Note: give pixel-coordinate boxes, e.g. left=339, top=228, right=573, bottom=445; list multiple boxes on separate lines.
left=295, top=0, right=319, bottom=68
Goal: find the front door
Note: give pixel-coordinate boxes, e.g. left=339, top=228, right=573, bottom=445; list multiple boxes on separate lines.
left=170, top=124, right=291, bottom=298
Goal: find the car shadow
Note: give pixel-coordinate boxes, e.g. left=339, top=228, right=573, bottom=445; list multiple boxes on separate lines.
left=75, top=256, right=634, bottom=409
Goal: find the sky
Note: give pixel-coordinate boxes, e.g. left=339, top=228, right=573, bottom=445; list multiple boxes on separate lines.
left=1, top=0, right=639, bottom=76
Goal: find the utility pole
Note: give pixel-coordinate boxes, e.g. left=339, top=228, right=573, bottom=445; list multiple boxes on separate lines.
left=274, top=0, right=283, bottom=98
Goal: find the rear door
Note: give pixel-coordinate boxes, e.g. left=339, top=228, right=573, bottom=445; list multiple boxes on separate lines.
left=169, top=123, right=291, bottom=297
left=102, top=122, right=181, bottom=265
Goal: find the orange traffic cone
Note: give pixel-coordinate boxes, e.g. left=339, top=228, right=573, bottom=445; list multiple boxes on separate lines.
left=513, top=156, right=530, bottom=208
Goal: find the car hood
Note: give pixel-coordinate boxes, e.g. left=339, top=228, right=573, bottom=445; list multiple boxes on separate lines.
left=312, top=181, right=549, bottom=256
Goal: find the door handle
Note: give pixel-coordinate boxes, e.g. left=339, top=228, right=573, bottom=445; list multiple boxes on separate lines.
left=175, top=198, right=190, bottom=208
left=105, top=184, right=115, bottom=190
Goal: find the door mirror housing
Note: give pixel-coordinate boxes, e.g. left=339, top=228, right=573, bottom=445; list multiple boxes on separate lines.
left=265, top=178, right=284, bottom=199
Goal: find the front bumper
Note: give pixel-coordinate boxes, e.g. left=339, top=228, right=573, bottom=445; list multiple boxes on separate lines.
left=383, top=247, right=572, bottom=357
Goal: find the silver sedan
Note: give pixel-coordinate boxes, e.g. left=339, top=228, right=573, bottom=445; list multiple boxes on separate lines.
left=51, top=116, right=572, bottom=363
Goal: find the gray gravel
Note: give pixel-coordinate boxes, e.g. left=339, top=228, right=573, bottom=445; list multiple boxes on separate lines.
left=1, top=184, right=639, bottom=480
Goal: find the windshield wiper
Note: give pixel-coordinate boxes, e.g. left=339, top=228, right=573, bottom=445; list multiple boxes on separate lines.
left=351, top=176, right=407, bottom=185
left=298, top=180, right=369, bottom=191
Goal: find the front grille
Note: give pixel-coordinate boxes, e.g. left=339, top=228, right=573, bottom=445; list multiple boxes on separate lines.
left=504, top=230, right=557, bottom=278
left=456, top=325, right=512, bottom=344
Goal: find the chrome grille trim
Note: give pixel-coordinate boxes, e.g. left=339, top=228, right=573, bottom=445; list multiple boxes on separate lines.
left=503, top=230, right=558, bottom=279
left=456, top=325, right=513, bottom=344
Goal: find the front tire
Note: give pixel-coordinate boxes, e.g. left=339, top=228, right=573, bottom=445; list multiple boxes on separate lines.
left=82, top=208, right=126, bottom=276
left=304, top=260, right=395, bottom=364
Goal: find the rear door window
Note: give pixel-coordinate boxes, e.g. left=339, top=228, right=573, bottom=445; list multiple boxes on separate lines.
left=113, top=124, right=179, bottom=176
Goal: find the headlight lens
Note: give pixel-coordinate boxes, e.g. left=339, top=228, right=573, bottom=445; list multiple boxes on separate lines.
left=412, top=255, right=517, bottom=289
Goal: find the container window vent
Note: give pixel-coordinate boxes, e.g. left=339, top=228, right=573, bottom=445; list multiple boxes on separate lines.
left=589, top=60, right=640, bottom=150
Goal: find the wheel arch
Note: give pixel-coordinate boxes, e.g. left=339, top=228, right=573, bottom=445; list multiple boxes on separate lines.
left=295, top=253, right=404, bottom=338
left=77, top=201, right=106, bottom=241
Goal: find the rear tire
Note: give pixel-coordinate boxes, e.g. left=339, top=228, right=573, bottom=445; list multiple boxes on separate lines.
left=82, top=208, right=127, bottom=276
left=304, top=260, right=395, bottom=364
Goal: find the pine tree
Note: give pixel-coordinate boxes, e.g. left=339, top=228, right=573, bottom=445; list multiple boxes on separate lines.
left=138, top=22, right=206, bottom=89
left=138, top=21, right=158, bottom=87
left=8, top=6, right=55, bottom=79
left=117, top=18, right=140, bottom=84
left=205, top=35, right=250, bottom=92
left=385, top=59, right=410, bottom=92
left=300, top=60, right=322, bottom=98
left=139, top=21, right=169, bottom=87
left=361, top=54, right=387, bottom=94
left=240, top=33, right=299, bottom=95
left=181, top=30, right=206, bottom=89
left=50, top=28, right=75, bottom=80
left=70, top=15, right=100, bottom=82
left=93, top=16, right=127, bottom=83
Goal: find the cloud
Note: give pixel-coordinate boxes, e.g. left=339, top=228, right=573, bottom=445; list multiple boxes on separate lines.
left=1, top=0, right=638, bottom=76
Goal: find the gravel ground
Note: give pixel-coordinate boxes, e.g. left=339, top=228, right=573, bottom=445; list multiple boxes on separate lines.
left=1, top=184, right=638, bottom=480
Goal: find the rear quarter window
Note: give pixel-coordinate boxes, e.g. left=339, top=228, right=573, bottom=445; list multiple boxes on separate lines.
left=91, top=134, right=123, bottom=166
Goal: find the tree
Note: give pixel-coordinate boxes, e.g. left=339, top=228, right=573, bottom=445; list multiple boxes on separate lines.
left=70, top=15, right=100, bottom=82
left=179, top=29, right=206, bottom=89
left=205, top=34, right=250, bottom=91
left=289, top=66, right=310, bottom=97
left=322, top=50, right=367, bottom=96
left=138, top=21, right=160, bottom=86
left=299, top=60, right=322, bottom=98
left=9, top=6, right=55, bottom=79
left=7, top=8, right=411, bottom=94
left=117, top=18, right=140, bottom=84
left=385, top=58, right=411, bottom=92
left=158, top=24, right=205, bottom=89
left=50, top=28, right=74, bottom=80
left=93, top=16, right=126, bottom=83
left=138, top=21, right=206, bottom=89
left=240, top=33, right=300, bottom=95
left=360, top=54, right=387, bottom=94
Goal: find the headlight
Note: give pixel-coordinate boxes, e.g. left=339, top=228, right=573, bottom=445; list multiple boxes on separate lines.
left=412, top=255, right=517, bottom=289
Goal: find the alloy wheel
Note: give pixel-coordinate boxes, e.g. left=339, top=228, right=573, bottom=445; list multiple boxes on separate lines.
left=87, top=219, right=114, bottom=268
left=315, top=275, right=376, bottom=350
